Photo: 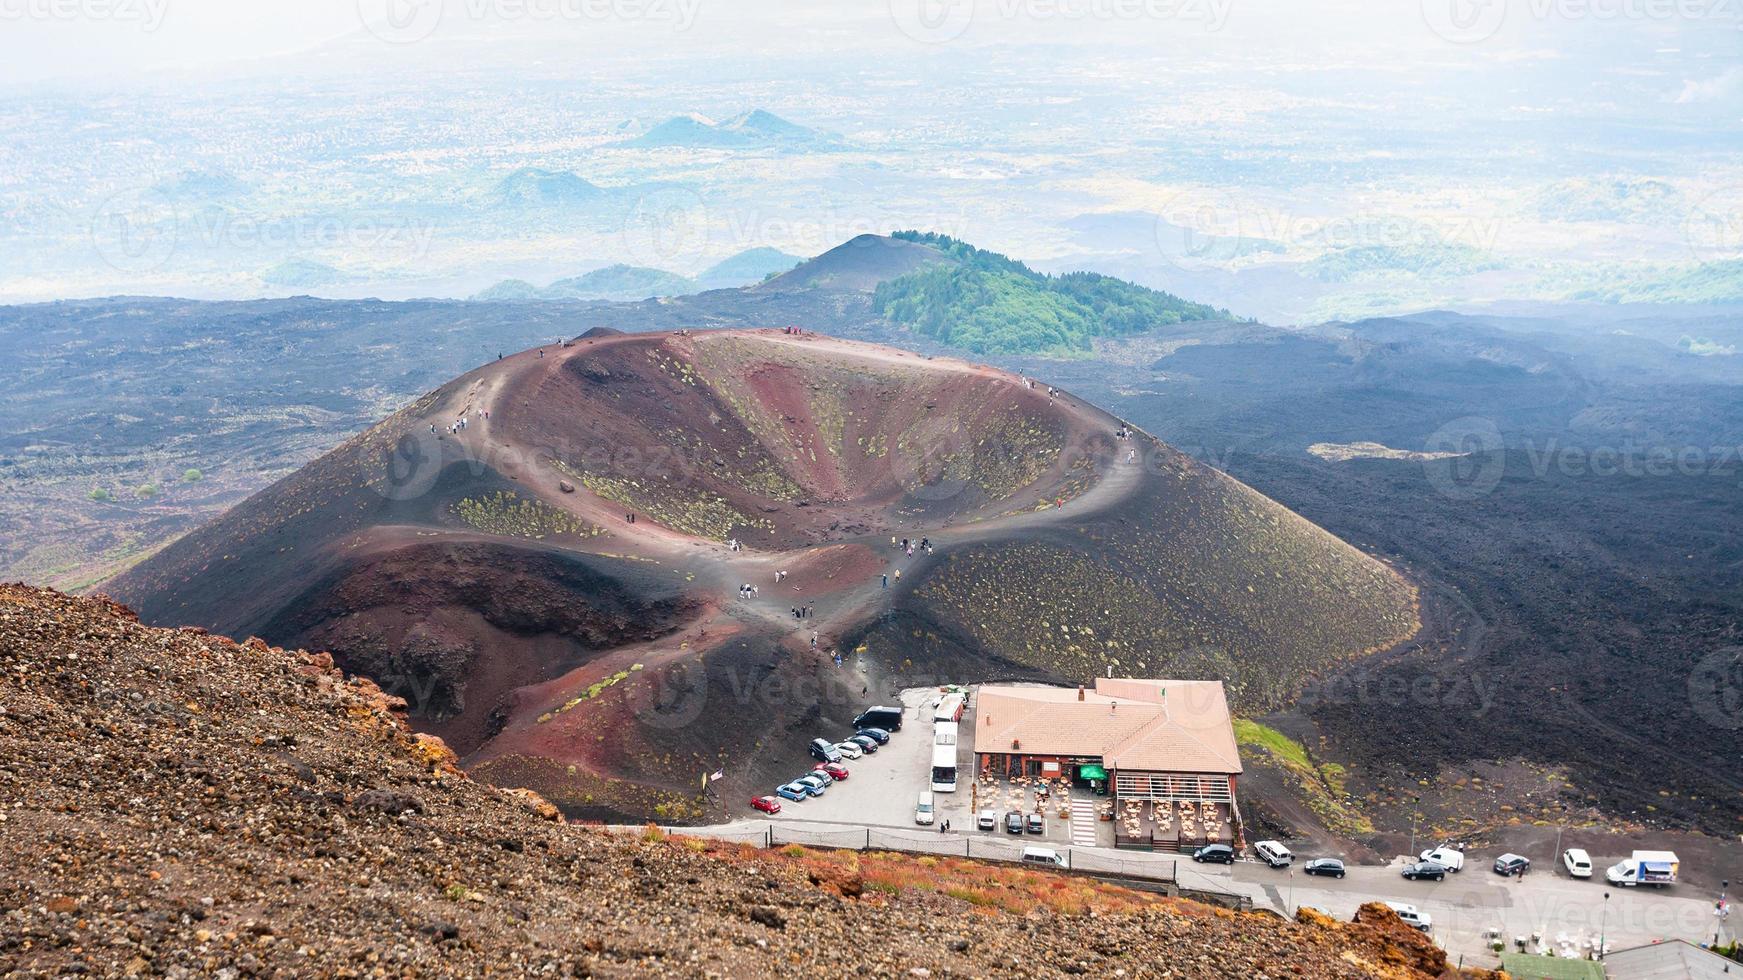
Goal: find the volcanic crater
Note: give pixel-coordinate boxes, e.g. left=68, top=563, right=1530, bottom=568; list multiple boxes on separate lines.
left=110, top=329, right=1420, bottom=820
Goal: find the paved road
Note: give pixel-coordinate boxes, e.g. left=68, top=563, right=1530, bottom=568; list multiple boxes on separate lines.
left=679, top=813, right=1732, bottom=966
left=1233, top=858, right=1728, bottom=964
left=733, top=687, right=1735, bottom=965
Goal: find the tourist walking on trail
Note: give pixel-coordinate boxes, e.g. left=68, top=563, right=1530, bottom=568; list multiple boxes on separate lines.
left=881, top=573, right=888, bottom=588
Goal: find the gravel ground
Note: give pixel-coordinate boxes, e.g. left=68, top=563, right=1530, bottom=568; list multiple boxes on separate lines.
left=0, top=585, right=1494, bottom=979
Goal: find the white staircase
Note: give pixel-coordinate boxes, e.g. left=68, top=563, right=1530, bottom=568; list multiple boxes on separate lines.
left=1069, top=796, right=1098, bottom=847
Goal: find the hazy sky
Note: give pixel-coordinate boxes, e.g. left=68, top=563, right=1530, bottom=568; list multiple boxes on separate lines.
left=2, top=0, right=1739, bottom=316
left=4, top=0, right=1737, bottom=85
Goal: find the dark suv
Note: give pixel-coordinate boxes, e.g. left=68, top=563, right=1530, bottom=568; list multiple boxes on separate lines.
left=1192, top=844, right=1236, bottom=864
left=808, top=737, right=842, bottom=763
left=1401, top=860, right=1448, bottom=882
left=1004, top=811, right=1025, bottom=835
left=1493, top=854, right=1531, bottom=877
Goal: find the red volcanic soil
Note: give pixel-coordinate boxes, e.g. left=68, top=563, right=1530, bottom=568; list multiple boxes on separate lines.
left=107, top=329, right=1419, bottom=822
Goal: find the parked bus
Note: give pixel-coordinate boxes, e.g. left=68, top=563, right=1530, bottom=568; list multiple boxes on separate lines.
left=934, top=693, right=965, bottom=723
left=934, top=721, right=958, bottom=746
left=930, top=742, right=958, bottom=792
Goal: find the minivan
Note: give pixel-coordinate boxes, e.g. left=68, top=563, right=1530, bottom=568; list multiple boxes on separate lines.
left=1021, top=846, right=1065, bottom=867
left=809, top=737, right=842, bottom=763
left=1562, top=848, right=1593, bottom=878
left=853, top=706, right=904, bottom=732
left=915, top=791, right=935, bottom=826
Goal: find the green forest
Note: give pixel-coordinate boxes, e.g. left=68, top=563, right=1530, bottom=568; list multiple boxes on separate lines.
left=873, top=231, right=1235, bottom=356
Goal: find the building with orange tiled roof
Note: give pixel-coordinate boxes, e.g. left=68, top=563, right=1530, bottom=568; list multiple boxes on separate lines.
left=972, top=679, right=1244, bottom=851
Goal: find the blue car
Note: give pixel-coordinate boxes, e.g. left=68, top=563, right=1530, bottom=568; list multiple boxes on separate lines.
left=775, top=783, right=807, bottom=802
left=795, top=774, right=828, bottom=797
left=856, top=727, right=891, bottom=744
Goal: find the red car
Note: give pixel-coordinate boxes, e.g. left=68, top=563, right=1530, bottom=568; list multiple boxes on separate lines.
left=814, top=762, right=850, bottom=780
left=750, top=795, right=782, bottom=814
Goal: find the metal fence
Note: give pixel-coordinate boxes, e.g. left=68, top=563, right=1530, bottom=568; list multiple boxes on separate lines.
left=599, top=821, right=1184, bottom=885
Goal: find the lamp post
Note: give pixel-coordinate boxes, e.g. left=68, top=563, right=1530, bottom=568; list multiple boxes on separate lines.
left=1717, top=879, right=1730, bottom=948
left=1599, top=891, right=1610, bottom=960
left=1287, top=867, right=1295, bottom=917
left=1407, top=796, right=1421, bottom=857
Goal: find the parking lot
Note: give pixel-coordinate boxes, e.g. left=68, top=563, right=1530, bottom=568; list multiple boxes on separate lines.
left=767, top=687, right=981, bottom=830
left=766, top=687, right=1156, bottom=851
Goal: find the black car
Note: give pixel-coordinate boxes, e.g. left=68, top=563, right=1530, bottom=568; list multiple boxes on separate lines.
left=1192, top=844, right=1235, bottom=864
left=1303, top=858, right=1346, bottom=879
left=1401, top=860, right=1448, bottom=881
left=1004, top=810, right=1024, bottom=835
left=1493, top=854, right=1531, bottom=877
left=855, top=728, right=891, bottom=744
left=849, top=734, right=879, bottom=753
left=808, top=737, right=842, bottom=763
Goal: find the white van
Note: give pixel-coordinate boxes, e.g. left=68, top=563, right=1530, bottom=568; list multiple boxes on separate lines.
left=1021, top=846, right=1065, bottom=867
left=915, top=791, right=935, bottom=826
left=1255, top=840, right=1293, bottom=868
left=1562, top=848, right=1593, bottom=878
left=1419, top=846, right=1465, bottom=872
left=1384, top=901, right=1432, bottom=932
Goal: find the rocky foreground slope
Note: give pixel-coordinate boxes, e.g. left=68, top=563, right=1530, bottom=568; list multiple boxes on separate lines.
left=0, top=585, right=1482, bottom=979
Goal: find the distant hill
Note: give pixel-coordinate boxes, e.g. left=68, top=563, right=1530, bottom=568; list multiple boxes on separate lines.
left=260, top=259, right=352, bottom=289
left=625, top=109, right=834, bottom=150
left=872, top=231, right=1236, bottom=356
left=472, top=249, right=810, bottom=303
left=472, top=265, right=697, bottom=302
left=471, top=278, right=545, bottom=301
left=546, top=264, right=695, bottom=301
left=493, top=168, right=605, bottom=206
left=696, top=247, right=804, bottom=290
left=758, top=233, right=956, bottom=292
